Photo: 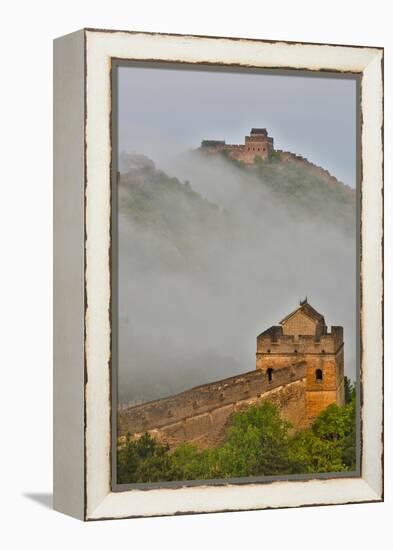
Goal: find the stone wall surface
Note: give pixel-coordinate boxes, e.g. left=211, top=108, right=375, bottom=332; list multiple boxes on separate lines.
left=257, top=333, right=344, bottom=422
left=118, top=365, right=307, bottom=448
left=281, top=310, right=318, bottom=336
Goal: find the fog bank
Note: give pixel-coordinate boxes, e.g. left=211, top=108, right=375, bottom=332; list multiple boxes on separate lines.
left=117, top=152, right=356, bottom=405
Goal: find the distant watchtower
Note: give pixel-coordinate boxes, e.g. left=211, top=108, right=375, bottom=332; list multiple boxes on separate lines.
left=199, top=127, right=274, bottom=164
left=256, top=299, right=345, bottom=424
left=244, top=128, right=274, bottom=159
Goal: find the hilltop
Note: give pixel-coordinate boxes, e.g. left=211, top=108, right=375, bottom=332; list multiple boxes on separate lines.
left=119, top=149, right=355, bottom=237
left=197, top=127, right=355, bottom=232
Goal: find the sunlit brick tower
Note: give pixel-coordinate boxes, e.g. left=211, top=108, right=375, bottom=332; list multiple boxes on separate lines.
left=256, top=299, right=345, bottom=424
left=243, top=128, right=274, bottom=160
left=199, top=128, right=274, bottom=163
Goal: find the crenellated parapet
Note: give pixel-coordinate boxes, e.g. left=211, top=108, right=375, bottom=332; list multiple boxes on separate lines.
left=257, top=325, right=343, bottom=355
left=118, top=364, right=307, bottom=446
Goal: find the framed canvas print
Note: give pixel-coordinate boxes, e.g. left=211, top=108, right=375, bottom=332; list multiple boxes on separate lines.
left=53, top=29, right=384, bottom=521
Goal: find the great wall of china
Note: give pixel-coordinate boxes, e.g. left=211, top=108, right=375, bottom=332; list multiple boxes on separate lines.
left=118, top=300, right=345, bottom=449
left=118, top=364, right=307, bottom=448
left=198, top=127, right=353, bottom=193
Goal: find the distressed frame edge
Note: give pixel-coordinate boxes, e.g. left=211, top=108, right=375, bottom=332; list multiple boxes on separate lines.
left=53, top=29, right=86, bottom=521
left=87, top=478, right=381, bottom=521
left=81, top=29, right=383, bottom=521
left=359, top=49, right=384, bottom=499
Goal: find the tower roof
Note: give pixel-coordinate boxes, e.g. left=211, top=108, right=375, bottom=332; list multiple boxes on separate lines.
left=279, top=298, right=325, bottom=325
left=250, top=128, right=268, bottom=136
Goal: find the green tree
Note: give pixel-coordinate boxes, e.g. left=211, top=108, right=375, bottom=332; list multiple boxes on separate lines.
left=117, top=400, right=357, bottom=484
left=288, top=429, right=346, bottom=473
left=344, top=376, right=356, bottom=404
left=288, top=398, right=356, bottom=473
left=167, top=443, right=211, bottom=481
left=312, top=403, right=352, bottom=441
left=211, top=401, right=292, bottom=478
left=311, top=399, right=356, bottom=471
left=117, top=432, right=171, bottom=483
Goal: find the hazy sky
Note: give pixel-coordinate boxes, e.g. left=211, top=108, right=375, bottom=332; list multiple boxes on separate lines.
left=118, top=64, right=358, bottom=188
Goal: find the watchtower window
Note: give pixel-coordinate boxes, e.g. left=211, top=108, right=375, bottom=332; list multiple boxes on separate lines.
left=315, top=369, right=323, bottom=382
left=267, top=368, right=273, bottom=382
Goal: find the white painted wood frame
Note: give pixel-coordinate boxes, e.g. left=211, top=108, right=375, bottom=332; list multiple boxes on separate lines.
left=53, top=29, right=383, bottom=521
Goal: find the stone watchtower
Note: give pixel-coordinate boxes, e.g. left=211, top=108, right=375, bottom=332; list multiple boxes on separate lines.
left=256, top=299, right=345, bottom=424
left=244, top=128, right=274, bottom=160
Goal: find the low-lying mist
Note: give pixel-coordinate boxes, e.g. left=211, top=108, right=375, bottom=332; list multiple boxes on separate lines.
left=117, top=151, right=356, bottom=405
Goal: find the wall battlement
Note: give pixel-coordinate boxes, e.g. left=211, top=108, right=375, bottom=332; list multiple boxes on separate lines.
left=118, top=300, right=344, bottom=447
left=118, top=364, right=307, bottom=447
left=257, top=325, right=343, bottom=354
left=199, top=127, right=274, bottom=163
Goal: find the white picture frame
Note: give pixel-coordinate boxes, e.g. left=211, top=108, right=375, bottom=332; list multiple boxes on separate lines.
left=53, top=28, right=383, bottom=521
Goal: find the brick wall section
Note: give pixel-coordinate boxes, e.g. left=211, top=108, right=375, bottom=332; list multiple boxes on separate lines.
left=199, top=129, right=274, bottom=164
left=281, top=310, right=320, bottom=337
left=118, top=365, right=307, bottom=447
left=257, top=323, right=344, bottom=423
